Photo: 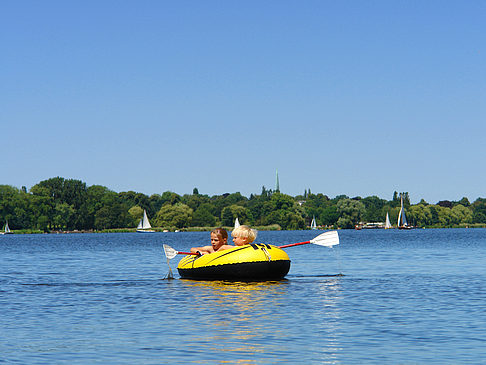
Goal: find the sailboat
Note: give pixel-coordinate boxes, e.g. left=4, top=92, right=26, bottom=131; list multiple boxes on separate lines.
left=234, top=217, right=240, bottom=229
left=385, top=212, right=392, bottom=229
left=1, top=220, right=12, bottom=235
left=310, top=216, right=317, bottom=230
left=397, top=197, right=412, bottom=230
left=136, top=210, right=155, bottom=233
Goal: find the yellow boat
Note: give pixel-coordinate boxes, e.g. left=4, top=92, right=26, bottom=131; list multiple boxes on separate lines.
left=177, top=243, right=291, bottom=281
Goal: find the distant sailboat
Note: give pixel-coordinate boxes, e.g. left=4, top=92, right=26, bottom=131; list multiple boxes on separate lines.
left=397, top=197, right=411, bottom=230
left=137, top=210, right=155, bottom=233
left=1, top=220, right=12, bottom=235
left=310, top=216, right=317, bottom=230
left=234, top=217, right=240, bottom=229
left=385, top=212, right=392, bottom=229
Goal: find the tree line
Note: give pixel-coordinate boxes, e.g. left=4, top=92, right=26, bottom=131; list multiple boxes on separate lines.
left=1, top=177, right=486, bottom=232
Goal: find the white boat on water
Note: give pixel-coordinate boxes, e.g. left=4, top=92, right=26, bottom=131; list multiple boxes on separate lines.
left=1, top=220, right=12, bottom=235
left=310, top=216, right=317, bottom=230
left=385, top=212, right=392, bottom=229
left=397, top=196, right=412, bottom=230
left=137, top=210, right=155, bottom=233
left=234, top=217, right=240, bottom=229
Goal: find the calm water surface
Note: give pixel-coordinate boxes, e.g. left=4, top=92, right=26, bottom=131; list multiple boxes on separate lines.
left=1, top=229, right=485, bottom=364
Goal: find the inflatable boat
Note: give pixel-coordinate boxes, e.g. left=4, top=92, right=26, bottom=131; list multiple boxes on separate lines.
left=177, top=243, right=291, bottom=281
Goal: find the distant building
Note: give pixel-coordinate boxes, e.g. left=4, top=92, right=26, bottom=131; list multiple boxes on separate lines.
left=275, top=170, right=280, bottom=193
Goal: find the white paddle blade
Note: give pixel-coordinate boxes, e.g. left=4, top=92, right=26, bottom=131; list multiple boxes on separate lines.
left=163, top=244, right=179, bottom=259
left=310, top=231, right=339, bottom=247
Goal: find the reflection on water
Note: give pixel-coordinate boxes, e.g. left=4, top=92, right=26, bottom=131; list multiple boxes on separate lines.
left=176, top=278, right=343, bottom=363
left=180, top=280, right=288, bottom=360
left=315, top=279, right=343, bottom=363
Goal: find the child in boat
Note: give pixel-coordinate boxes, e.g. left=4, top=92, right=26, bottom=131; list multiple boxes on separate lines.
left=190, top=228, right=228, bottom=255
left=218, top=225, right=257, bottom=250
left=232, top=225, right=257, bottom=246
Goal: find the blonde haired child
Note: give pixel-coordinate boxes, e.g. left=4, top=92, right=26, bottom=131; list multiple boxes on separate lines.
left=217, top=225, right=257, bottom=251
left=231, top=225, right=257, bottom=246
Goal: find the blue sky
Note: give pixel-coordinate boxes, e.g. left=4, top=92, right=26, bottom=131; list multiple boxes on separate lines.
left=1, top=1, right=485, bottom=203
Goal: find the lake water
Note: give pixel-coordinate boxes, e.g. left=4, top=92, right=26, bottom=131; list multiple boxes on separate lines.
left=1, top=229, right=485, bottom=364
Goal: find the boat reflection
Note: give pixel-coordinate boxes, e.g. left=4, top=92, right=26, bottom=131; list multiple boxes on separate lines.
left=177, top=278, right=343, bottom=363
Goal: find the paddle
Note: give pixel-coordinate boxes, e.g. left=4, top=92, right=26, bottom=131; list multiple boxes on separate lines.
left=162, top=244, right=200, bottom=279
left=162, top=231, right=339, bottom=261
left=278, top=231, right=339, bottom=249
left=163, top=244, right=199, bottom=260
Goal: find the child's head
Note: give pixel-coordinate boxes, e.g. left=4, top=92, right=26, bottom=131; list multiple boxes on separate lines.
left=231, top=225, right=257, bottom=246
left=210, top=228, right=228, bottom=250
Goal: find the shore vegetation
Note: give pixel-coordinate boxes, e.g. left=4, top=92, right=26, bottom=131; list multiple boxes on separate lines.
left=1, top=177, right=485, bottom=233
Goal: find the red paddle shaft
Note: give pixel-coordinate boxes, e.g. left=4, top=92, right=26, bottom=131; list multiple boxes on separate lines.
left=278, top=241, right=311, bottom=249
left=179, top=241, right=312, bottom=255
left=178, top=251, right=199, bottom=255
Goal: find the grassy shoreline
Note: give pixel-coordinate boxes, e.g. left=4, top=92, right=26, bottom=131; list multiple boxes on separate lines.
left=6, top=223, right=486, bottom=234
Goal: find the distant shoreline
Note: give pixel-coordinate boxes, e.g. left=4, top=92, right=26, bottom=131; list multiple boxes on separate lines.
left=3, top=177, right=484, bottom=232
left=5, top=225, right=282, bottom=235
left=5, top=225, right=486, bottom=234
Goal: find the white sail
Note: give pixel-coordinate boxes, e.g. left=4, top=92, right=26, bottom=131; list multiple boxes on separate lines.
left=311, top=216, right=317, bottom=230
left=385, top=212, right=392, bottom=229
left=142, top=210, right=152, bottom=229
left=234, top=217, right=240, bottom=228
left=397, top=203, right=402, bottom=226
left=401, top=209, right=408, bottom=226
left=398, top=197, right=408, bottom=227
left=137, top=210, right=153, bottom=231
left=2, top=220, right=12, bottom=234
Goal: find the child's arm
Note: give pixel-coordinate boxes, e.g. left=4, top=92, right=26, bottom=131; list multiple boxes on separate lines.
left=216, top=244, right=235, bottom=251
left=190, top=245, right=213, bottom=255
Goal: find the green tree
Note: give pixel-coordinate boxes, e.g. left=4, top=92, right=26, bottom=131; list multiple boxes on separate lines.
left=182, top=193, right=211, bottom=212
left=392, top=191, right=410, bottom=207
left=94, top=191, right=131, bottom=230
left=320, top=205, right=339, bottom=226
left=192, top=204, right=217, bottom=227
left=434, top=205, right=453, bottom=227
left=154, top=203, right=193, bottom=228
left=53, top=203, right=75, bottom=230
left=408, top=205, right=428, bottom=227
left=455, top=197, right=471, bottom=207
left=257, top=193, right=304, bottom=229
left=30, top=177, right=88, bottom=230
left=221, top=205, right=253, bottom=226
left=210, top=192, right=248, bottom=219
left=128, top=205, right=144, bottom=227
left=29, top=185, right=55, bottom=230
left=0, top=185, right=24, bottom=229
left=451, top=204, right=472, bottom=225
left=361, top=196, right=387, bottom=222
left=160, top=191, right=181, bottom=206
left=336, top=198, right=365, bottom=228
left=13, top=197, right=31, bottom=230
left=248, top=193, right=268, bottom=226
left=118, top=191, right=153, bottom=217
left=472, top=198, right=486, bottom=223
left=29, top=194, right=53, bottom=231
left=260, top=186, right=271, bottom=200
left=303, top=193, right=331, bottom=225
left=83, top=185, right=113, bottom=229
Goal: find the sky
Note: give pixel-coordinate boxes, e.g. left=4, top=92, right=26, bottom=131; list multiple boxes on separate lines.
left=1, top=1, right=485, bottom=204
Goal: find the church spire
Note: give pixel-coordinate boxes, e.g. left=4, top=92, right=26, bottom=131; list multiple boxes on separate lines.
left=275, top=170, right=280, bottom=193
